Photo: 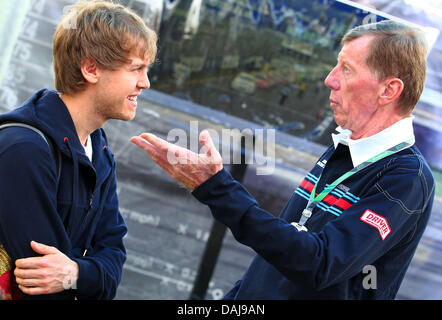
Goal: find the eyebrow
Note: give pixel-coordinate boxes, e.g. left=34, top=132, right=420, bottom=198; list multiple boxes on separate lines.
left=337, top=54, right=356, bottom=69
left=130, top=63, right=147, bottom=68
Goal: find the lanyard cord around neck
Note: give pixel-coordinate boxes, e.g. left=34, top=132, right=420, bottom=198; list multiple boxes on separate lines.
left=296, top=138, right=415, bottom=228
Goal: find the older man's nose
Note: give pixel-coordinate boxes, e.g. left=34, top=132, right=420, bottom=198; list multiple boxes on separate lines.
left=324, top=67, right=339, bottom=90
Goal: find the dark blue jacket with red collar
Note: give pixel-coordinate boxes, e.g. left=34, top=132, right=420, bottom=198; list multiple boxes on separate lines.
left=0, top=89, right=127, bottom=299
left=193, top=142, right=435, bottom=299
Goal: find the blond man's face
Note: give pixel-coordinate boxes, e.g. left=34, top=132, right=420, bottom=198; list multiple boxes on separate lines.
left=93, top=54, right=151, bottom=122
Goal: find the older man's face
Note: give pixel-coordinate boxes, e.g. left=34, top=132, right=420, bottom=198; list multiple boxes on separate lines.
left=324, top=35, right=384, bottom=139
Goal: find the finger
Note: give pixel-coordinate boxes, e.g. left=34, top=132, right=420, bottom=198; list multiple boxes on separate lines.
left=131, top=135, right=171, bottom=160
left=139, top=132, right=156, bottom=143
left=18, top=284, right=51, bottom=295
left=14, top=267, right=44, bottom=279
left=139, top=133, right=169, bottom=152
left=130, top=136, right=156, bottom=153
left=140, top=133, right=199, bottom=159
left=30, top=241, right=59, bottom=255
left=16, top=277, right=45, bottom=287
left=15, top=257, right=47, bottom=269
left=139, top=134, right=194, bottom=165
left=131, top=136, right=166, bottom=165
left=130, top=135, right=151, bottom=148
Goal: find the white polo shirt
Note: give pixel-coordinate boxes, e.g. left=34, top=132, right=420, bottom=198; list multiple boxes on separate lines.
left=331, top=116, right=415, bottom=168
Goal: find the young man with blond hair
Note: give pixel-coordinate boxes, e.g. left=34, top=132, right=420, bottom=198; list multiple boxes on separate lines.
left=131, top=20, right=435, bottom=299
left=0, top=1, right=156, bottom=299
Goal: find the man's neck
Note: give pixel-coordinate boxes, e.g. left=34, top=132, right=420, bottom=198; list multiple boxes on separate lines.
left=59, top=91, right=103, bottom=146
left=350, top=109, right=405, bottom=140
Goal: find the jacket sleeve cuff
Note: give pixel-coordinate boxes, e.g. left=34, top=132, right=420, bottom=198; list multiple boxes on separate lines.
left=192, top=168, right=233, bottom=201
left=191, top=168, right=258, bottom=228
left=71, top=257, right=101, bottom=298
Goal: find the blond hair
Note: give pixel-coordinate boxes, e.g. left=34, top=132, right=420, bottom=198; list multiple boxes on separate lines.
left=53, top=0, right=157, bottom=94
left=342, top=20, right=428, bottom=115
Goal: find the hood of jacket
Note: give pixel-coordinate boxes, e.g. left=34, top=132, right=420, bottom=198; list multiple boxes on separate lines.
left=2, top=89, right=94, bottom=159
left=0, top=88, right=116, bottom=248
left=0, top=88, right=115, bottom=177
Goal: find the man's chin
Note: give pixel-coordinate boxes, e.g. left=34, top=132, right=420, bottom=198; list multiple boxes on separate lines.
left=120, top=110, right=136, bottom=122
left=333, top=116, right=342, bottom=128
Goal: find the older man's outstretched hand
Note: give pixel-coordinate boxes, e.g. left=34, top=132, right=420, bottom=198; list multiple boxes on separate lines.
left=130, top=130, right=223, bottom=191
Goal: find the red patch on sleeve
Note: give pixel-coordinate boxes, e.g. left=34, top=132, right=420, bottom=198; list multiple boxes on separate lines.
left=360, top=210, right=391, bottom=240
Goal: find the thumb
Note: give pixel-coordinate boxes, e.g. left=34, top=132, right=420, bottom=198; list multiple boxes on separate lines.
left=199, top=130, right=214, bottom=156
left=30, top=241, right=59, bottom=255
left=199, top=130, right=215, bottom=149
left=199, top=131, right=223, bottom=166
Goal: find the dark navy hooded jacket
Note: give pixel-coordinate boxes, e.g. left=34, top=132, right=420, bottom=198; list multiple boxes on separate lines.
left=0, top=89, right=127, bottom=299
left=193, top=140, right=435, bottom=299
